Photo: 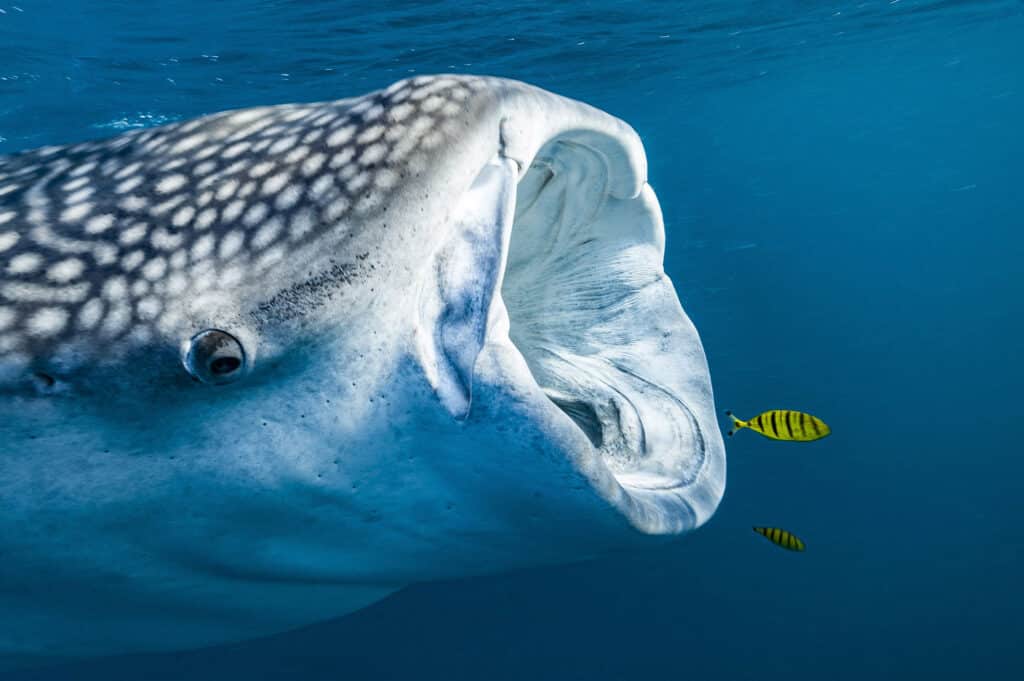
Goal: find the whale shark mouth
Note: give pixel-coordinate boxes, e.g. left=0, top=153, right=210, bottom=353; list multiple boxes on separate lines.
left=487, top=133, right=723, bottom=534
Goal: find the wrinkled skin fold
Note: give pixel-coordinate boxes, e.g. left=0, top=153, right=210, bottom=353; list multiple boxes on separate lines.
left=0, top=75, right=725, bottom=658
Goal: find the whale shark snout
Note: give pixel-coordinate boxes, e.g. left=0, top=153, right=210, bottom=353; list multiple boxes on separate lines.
left=0, top=75, right=725, bottom=657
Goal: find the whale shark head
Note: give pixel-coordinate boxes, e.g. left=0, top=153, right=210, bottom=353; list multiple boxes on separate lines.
left=0, top=75, right=725, bottom=657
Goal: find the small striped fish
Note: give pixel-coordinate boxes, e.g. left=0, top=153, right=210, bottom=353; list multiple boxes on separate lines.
left=753, top=527, right=806, bottom=552
left=726, top=409, right=830, bottom=441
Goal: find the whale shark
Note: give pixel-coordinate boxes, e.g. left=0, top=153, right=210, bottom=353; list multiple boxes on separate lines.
left=0, top=75, right=725, bottom=658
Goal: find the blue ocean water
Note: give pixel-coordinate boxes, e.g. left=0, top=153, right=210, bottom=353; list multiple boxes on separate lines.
left=2, top=0, right=1022, bottom=678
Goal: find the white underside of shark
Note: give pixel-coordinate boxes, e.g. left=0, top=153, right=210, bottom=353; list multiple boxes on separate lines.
left=0, top=75, right=725, bottom=659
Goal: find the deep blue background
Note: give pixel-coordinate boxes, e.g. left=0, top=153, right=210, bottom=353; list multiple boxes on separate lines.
left=2, top=1, right=1022, bottom=679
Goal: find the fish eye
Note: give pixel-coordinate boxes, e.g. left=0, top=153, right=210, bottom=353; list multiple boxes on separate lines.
left=184, top=329, right=247, bottom=385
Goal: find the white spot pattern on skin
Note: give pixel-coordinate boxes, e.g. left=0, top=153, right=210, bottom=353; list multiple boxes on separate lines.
left=218, top=230, right=244, bottom=259
left=137, top=296, right=162, bottom=320
left=0, top=74, right=493, bottom=360
left=121, top=250, right=145, bottom=271
left=8, top=253, right=43, bottom=275
left=249, top=162, right=274, bottom=178
left=309, top=175, right=334, bottom=200
left=2, top=282, right=90, bottom=304
left=269, top=136, right=297, bottom=154
left=114, top=162, right=142, bottom=180
left=156, top=174, right=188, bottom=194
left=61, top=203, right=92, bottom=223
left=261, top=173, right=290, bottom=196
left=301, top=153, right=325, bottom=176
left=274, top=184, right=302, bottom=211
left=325, top=197, right=350, bottom=222
left=166, top=272, right=188, bottom=295
left=243, top=203, right=269, bottom=227
left=375, top=169, right=399, bottom=190
left=360, top=144, right=387, bottom=165
left=256, top=244, right=286, bottom=271
left=408, top=116, right=433, bottom=138
left=222, top=200, right=245, bottom=222
left=289, top=208, right=315, bottom=240
left=328, top=147, right=355, bottom=170
left=194, top=208, right=218, bottom=230
left=69, top=161, right=97, bottom=177
left=326, top=126, right=355, bottom=147
left=421, top=96, right=444, bottom=113
left=191, top=234, right=215, bottom=260
left=102, top=277, right=128, bottom=300
left=119, top=195, right=148, bottom=212
left=142, top=257, right=168, bottom=281
left=252, top=216, right=284, bottom=250
left=223, top=142, right=251, bottom=159
left=384, top=124, right=407, bottom=142
left=101, top=304, right=131, bottom=337
left=151, top=228, right=184, bottom=251
left=152, top=195, right=186, bottom=217
left=85, top=214, right=115, bottom=234
left=194, top=144, right=221, bottom=161
left=215, top=180, right=239, bottom=201
left=93, top=243, right=119, bottom=266
left=349, top=100, right=372, bottom=116
left=356, top=125, right=384, bottom=144
left=115, top=175, right=143, bottom=193
left=0, top=306, right=14, bottom=331
left=171, top=134, right=207, bottom=154
left=119, top=224, right=148, bottom=246
left=172, top=205, right=195, bottom=228
left=47, top=258, right=85, bottom=283
left=162, top=158, right=187, bottom=173
left=62, top=176, right=90, bottom=192
left=284, top=146, right=309, bottom=164
left=346, top=173, right=370, bottom=193
left=67, top=188, right=96, bottom=206
left=27, top=307, right=68, bottom=337
left=78, top=298, right=104, bottom=330
left=0, top=231, right=18, bottom=252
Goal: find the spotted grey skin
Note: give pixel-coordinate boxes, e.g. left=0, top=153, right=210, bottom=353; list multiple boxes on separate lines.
left=0, top=76, right=488, bottom=373
left=0, top=75, right=725, bottom=659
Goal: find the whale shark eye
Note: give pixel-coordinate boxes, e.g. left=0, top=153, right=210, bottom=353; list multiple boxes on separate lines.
left=184, top=329, right=247, bottom=385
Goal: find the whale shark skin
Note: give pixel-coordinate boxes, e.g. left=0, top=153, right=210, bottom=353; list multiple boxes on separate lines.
left=0, top=75, right=725, bottom=658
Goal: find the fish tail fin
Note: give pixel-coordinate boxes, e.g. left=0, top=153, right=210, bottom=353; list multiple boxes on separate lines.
left=725, top=411, right=745, bottom=437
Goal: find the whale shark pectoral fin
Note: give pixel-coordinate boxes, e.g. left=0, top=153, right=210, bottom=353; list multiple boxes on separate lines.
left=421, top=156, right=518, bottom=419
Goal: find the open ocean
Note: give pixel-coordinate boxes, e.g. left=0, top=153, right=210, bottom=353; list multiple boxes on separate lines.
left=1, top=1, right=1022, bottom=679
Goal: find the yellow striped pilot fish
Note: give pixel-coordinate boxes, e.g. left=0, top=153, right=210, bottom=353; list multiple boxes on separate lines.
left=753, top=527, right=806, bottom=552
left=725, top=409, right=830, bottom=441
